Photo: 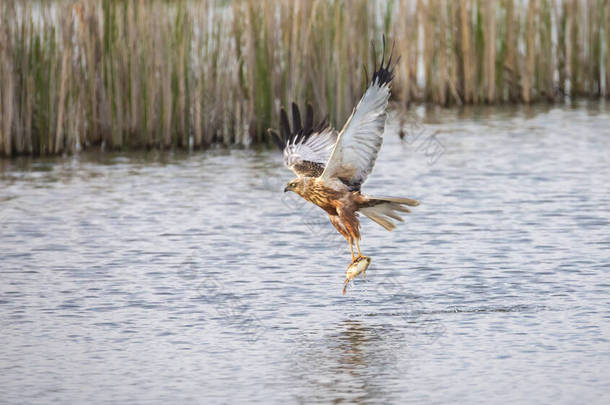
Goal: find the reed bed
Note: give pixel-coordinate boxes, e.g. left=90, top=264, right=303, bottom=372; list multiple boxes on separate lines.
left=0, top=0, right=607, bottom=156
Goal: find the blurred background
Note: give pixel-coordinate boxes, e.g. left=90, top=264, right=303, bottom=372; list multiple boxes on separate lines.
left=0, top=0, right=608, bottom=156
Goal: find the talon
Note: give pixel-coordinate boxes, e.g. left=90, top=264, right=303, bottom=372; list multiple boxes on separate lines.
left=348, top=255, right=361, bottom=267
left=351, top=254, right=365, bottom=263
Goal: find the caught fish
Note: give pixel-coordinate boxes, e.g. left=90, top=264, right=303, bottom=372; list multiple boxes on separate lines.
left=342, top=256, right=371, bottom=295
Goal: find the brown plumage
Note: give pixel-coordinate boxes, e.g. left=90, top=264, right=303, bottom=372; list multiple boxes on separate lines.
left=273, top=36, right=419, bottom=264
left=284, top=177, right=418, bottom=261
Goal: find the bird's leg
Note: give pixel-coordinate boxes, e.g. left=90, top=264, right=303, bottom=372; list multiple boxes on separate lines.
left=348, top=239, right=363, bottom=266
left=355, top=239, right=365, bottom=259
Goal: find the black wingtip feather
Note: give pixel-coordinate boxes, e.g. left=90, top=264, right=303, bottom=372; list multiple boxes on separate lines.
left=370, top=35, right=397, bottom=87
left=291, top=102, right=302, bottom=136
left=268, top=129, right=283, bottom=150
left=279, top=108, right=290, bottom=143
left=380, top=35, right=386, bottom=71
left=314, top=116, right=329, bottom=133
left=303, top=103, right=313, bottom=135
left=270, top=102, right=330, bottom=151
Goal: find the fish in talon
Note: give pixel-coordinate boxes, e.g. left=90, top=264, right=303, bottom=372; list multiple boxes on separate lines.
left=343, top=256, right=371, bottom=295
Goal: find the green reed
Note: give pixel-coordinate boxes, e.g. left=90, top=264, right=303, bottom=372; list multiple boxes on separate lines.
left=0, top=0, right=607, bottom=157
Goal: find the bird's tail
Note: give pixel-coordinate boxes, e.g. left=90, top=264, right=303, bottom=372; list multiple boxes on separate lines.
left=358, top=197, right=419, bottom=231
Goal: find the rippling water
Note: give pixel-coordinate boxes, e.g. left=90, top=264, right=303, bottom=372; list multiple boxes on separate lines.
left=1, top=103, right=609, bottom=404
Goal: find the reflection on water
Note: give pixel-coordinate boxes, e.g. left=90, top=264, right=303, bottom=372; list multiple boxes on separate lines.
left=291, top=320, right=398, bottom=403
left=1, top=103, right=610, bottom=404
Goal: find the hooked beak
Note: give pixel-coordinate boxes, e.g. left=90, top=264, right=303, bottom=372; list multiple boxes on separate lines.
left=284, top=185, right=290, bottom=193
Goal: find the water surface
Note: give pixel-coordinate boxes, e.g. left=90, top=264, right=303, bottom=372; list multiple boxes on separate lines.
left=1, top=103, right=609, bottom=404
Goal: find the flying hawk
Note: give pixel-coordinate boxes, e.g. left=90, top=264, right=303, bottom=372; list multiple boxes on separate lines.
left=269, top=38, right=419, bottom=265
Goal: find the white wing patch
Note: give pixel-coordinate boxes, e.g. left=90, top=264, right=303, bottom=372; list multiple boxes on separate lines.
left=321, top=82, right=390, bottom=188
left=269, top=102, right=338, bottom=178
left=284, top=127, right=337, bottom=169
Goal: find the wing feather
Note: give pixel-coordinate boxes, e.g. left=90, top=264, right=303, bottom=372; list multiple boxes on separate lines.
left=321, top=37, right=396, bottom=190
left=269, top=103, right=337, bottom=178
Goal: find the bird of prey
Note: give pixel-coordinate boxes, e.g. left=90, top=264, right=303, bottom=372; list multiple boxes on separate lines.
left=269, top=38, right=419, bottom=266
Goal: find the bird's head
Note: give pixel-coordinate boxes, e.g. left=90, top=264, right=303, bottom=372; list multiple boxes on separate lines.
left=284, top=178, right=305, bottom=194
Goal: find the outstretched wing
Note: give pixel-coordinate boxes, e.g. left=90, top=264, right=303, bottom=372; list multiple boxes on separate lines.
left=320, top=37, right=396, bottom=191
left=269, top=103, right=337, bottom=178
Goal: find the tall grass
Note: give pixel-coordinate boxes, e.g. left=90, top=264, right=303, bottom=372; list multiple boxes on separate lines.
left=0, top=0, right=607, bottom=157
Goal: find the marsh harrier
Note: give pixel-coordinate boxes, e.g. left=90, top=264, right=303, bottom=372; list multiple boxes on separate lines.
left=269, top=38, right=419, bottom=266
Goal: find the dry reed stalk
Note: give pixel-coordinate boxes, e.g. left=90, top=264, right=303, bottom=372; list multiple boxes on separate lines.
left=606, top=0, right=610, bottom=97
left=1, top=64, right=13, bottom=157
left=588, top=0, right=602, bottom=96
left=484, top=0, right=496, bottom=103
left=522, top=0, right=536, bottom=103
left=422, top=0, right=435, bottom=102
left=393, top=0, right=418, bottom=104
left=437, top=0, right=448, bottom=105
left=459, top=0, right=474, bottom=103
left=569, top=0, right=582, bottom=96
left=505, top=0, right=520, bottom=102
left=447, top=1, right=462, bottom=105
left=555, top=0, right=567, bottom=97
left=0, top=0, right=608, bottom=157
left=539, top=0, right=554, bottom=100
